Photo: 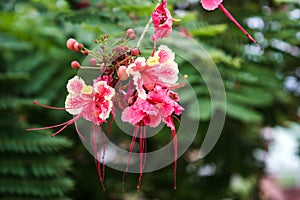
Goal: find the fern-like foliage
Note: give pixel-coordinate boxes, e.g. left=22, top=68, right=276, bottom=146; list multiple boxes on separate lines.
left=0, top=1, right=74, bottom=199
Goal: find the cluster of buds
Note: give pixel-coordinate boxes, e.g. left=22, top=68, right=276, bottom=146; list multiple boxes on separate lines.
left=67, top=29, right=139, bottom=70
left=66, top=38, right=83, bottom=52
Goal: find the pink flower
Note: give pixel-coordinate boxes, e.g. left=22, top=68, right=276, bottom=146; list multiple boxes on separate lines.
left=28, top=76, right=115, bottom=136
left=65, top=76, right=115, bottom=125
left=126, top=45, right=179, bottom=100
left=121, top=85, right=183, bottom=129
left=65, top=76, right=114, bottom=191
left=152, top=0, right=174, bottom=50
left=201, top=0, right=223, bottom=11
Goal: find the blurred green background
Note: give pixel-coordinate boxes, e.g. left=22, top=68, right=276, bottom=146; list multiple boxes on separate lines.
left=1, top=0, right=299, bottom=199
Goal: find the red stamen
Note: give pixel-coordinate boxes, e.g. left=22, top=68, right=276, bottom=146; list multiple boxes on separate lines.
left=218, top=4, right=263, bottom=51
left=172, top=115, right=181, bottom=124
left=26, top=114, right=81, bottom=137
left=92, top=125, right=106, bottom=191
left=26, top=116, right=75, bottom=131
left=27, top=100, right=88, bottom=136
left=75, top=122, right=85, bottom=141
left=50, top=119, right=75, bottom=137
left=170, top=117, right=177, bottom=190
left=122, top=126, right=139, bottom=192
left=99, top=115, right=115, bottom=185
left=106, top=114, right=114, bottom=137
left=33, top=100, right=67, bottom=110
left=137, top=126, right=145, bottom=192
left=32, top=100, right=89, bottom=111
left=142, top=126, right=147, bottom=169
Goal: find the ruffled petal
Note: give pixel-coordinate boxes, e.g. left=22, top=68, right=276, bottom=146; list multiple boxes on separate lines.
left=66, top=76, right=85, bottom=94
left=65, top=94, right=83, bottom=115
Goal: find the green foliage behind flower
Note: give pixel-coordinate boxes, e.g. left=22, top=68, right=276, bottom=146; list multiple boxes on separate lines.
left=0, top=0, right=299, bottom=199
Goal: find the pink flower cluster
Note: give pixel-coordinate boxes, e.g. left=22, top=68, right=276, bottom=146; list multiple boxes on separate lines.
left=121, top=45, right=183, bottom=129
left=28, top=26, right=184, bottom=190
left=63, top=45, right=183, bottom=131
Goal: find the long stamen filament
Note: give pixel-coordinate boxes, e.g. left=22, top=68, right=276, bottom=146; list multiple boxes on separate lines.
left=122, top=126, right=139, bottom=192
left=218, top=4, right=263, bottom=51
left=26, top=120, right=71, bottom=131
left=33, top=100, right=66, bottom=110
left=26, top=114, right=81, bottom=133
left=32, top=100, right=89, bottom=111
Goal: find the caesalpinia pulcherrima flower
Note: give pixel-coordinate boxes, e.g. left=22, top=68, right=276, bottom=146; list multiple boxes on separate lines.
left=28, top=76, right=115, bottom=135
left=151, top=0, right=176, bottom=52
left=126, top=45, right=179, bottom=100
left=27, top=75, right=115, bottom=190
left=65, top=76, right=115, bottom=125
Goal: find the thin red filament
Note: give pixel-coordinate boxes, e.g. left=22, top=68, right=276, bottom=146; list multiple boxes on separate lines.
left=92, top=125, right=106, bottom=191
left=33, top=100, right=67, bottom=110
left=170, top=117, right=177, bottom=190
left=122, top=126, right=139, bottom=192
left=99, top=115, right=115, bottom=184
left=137, top=125, right=146, bottom=192
left=33, top=100, right=88, bottom=111
left=27, top=100, right=89, bottom=137
left=218, top=4, right=263, bottom=51
left=26, top=114, right=81, bottom=136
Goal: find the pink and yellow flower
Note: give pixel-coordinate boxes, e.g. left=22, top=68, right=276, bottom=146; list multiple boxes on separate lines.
left=126, top=45, right=179, bottom=100
left=65, top=76, right=115, bottom=125
left=27, top=76, right=115, bottom=138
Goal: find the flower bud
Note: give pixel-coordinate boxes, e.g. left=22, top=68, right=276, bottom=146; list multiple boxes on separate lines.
left=131, top=48, right=140, bottom=56
left=73, top=42, right=80, bottom=51
left=71, top=61, right=80, bottom=69
left=117, top=66, right=128, bottom=80
left=126, top=28, right=134, bottom=38
left=83, top=50, right=89, bottom=55
left=129, top=33, right=136, bottom=40
left=66, top=38, right=76, bottom=51
left=89, top=58, right=98, bottom=66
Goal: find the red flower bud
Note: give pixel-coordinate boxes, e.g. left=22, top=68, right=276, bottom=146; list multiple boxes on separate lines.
left=71, top=61, right=80, bottom=69
left=66, top=38, right=76, bottom=51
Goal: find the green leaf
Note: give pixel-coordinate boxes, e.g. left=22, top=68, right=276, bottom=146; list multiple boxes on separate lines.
left=190, top=24, right=228, bottom=37
left=226, top=102, right=263, bottom=123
